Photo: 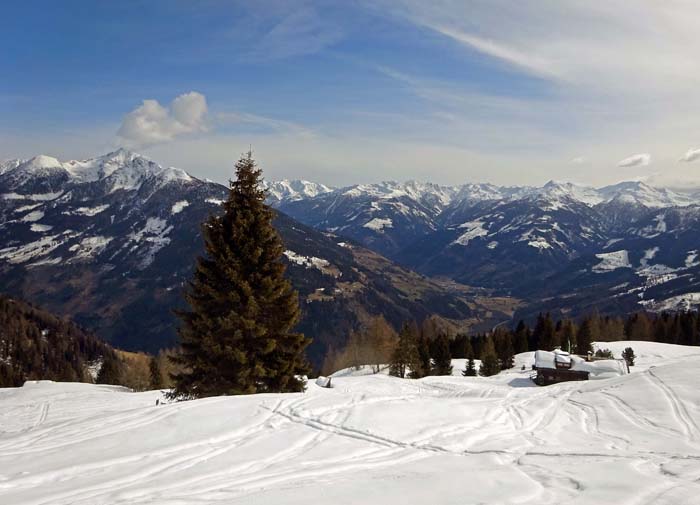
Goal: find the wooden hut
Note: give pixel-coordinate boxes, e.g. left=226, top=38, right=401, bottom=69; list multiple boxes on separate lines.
left=532, top=349, right=590, bottom=386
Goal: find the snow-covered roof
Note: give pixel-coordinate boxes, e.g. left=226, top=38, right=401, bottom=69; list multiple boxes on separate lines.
left=535, top=349, right=629, bottom=378
left=534, top=349, right=587, bottom=371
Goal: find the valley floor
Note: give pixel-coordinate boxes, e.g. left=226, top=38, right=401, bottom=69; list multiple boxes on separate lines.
left=1, top=342, right=700, bottom=504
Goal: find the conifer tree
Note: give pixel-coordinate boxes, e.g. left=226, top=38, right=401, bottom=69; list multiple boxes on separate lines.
left=528, top=316, right=541, bottom=351
left=149, top=356, right=163, bottom=389
left=514, top=320, right=529, bottom=354
left=169, top=152, right=310, bottom=399
left=576, top=317, right=596, bottom=355
left=97, top=351, right=123, bottom=385
left=463, top=336, right=474, bottom=360
left=414, top=336, right=432, bottom=378
left=495, top=330, right=515, bottom=370
left=389, top=322, right=420, bottom=378
left=622, top=347, right=635, bottom=366
left=626, top=312, right=653, bottom=341
left=534, top=313, right=556, bottom=350
left=559, top=319, right=577, bottom=353
left=479, top=336, right=500, bottom=377
left=431, top=334, right=453, bottom=376
left=462, top=356, right=477, bottom=376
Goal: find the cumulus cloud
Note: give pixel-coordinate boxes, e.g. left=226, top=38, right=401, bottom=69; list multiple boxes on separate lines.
left=618, top=153, right=651, bottom=168
left=571, top=157, right=586, bottom=164
left=680, top=148, right=700, bottom=163
left=117, top=92, right=208, bottom=147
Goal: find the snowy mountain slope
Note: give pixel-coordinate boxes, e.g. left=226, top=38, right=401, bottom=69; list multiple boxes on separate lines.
left=598, top=180, right=695, bottom=208
left=398, top=195, right=607, bottom=289
left=2, top=343, right=700, bottom=504
left=518, top=205, right=700, bottom=319
left=276, top=181, right=457, bottom=257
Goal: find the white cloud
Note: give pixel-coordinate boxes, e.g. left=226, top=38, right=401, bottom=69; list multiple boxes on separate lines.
left=571, top=157, right=586, bottom=165
left=680, top=148, right=700, bottom=163
left=618, top=153, right=651, bottom=168
left=117, top=92, right=208, bottom=147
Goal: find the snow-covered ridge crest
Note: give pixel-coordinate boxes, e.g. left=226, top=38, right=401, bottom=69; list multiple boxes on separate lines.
left=263, top=178, right=333, bottom=203
left=268, top=176, right=698, bottom=210
left=1, top=148, right=195, bottom=194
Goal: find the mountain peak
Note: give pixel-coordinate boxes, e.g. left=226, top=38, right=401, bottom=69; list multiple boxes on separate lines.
left=264, top=179, right=333, bottom=202
left=23, top=155, right=63, bottom=170
left=0, top=150, right=199, bottom=195
left=99, top=147, right=143, bottom=163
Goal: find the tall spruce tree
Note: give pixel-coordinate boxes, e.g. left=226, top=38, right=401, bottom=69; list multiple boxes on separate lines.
left=169, top=152, right=310, bottom=399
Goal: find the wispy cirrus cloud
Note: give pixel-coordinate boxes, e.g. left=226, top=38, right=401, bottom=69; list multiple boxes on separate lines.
left=251, top=6, right=342, bottom=60
left=413, top=24, right=559, bottom=79
left=214, top=111, right=315, bottom=138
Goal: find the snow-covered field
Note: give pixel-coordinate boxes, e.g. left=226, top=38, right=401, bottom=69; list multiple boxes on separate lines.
left=2, top=342, right=700, bottom=504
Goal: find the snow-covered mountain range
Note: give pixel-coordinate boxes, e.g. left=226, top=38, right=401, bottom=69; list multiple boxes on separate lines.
left=273, top=178, right=698, bottom=259
left=3, top=150, right=700, bottom=353
left=0, top=150, right=500, bottom=365
left=270, top=177, right=700, bottom=316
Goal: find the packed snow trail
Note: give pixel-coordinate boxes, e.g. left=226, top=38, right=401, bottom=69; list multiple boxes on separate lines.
left=1, top=343, right=700, bottom=504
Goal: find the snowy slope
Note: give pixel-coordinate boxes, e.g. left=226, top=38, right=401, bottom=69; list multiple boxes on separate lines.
left=2, top=342, right=700, bottom=504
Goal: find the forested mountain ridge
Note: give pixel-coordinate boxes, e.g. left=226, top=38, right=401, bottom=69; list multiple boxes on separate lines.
left=0, top=295, right=112, bottom=387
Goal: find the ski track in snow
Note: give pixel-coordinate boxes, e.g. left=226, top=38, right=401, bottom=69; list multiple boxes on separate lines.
left=2, top=343, right=700, bottom=504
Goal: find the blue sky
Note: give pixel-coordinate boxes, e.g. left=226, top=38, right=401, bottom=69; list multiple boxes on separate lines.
left=2, top=1, right=700, bottom=187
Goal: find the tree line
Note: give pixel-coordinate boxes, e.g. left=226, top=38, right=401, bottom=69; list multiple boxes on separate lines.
left=321, top=310, right=700, bottom=379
